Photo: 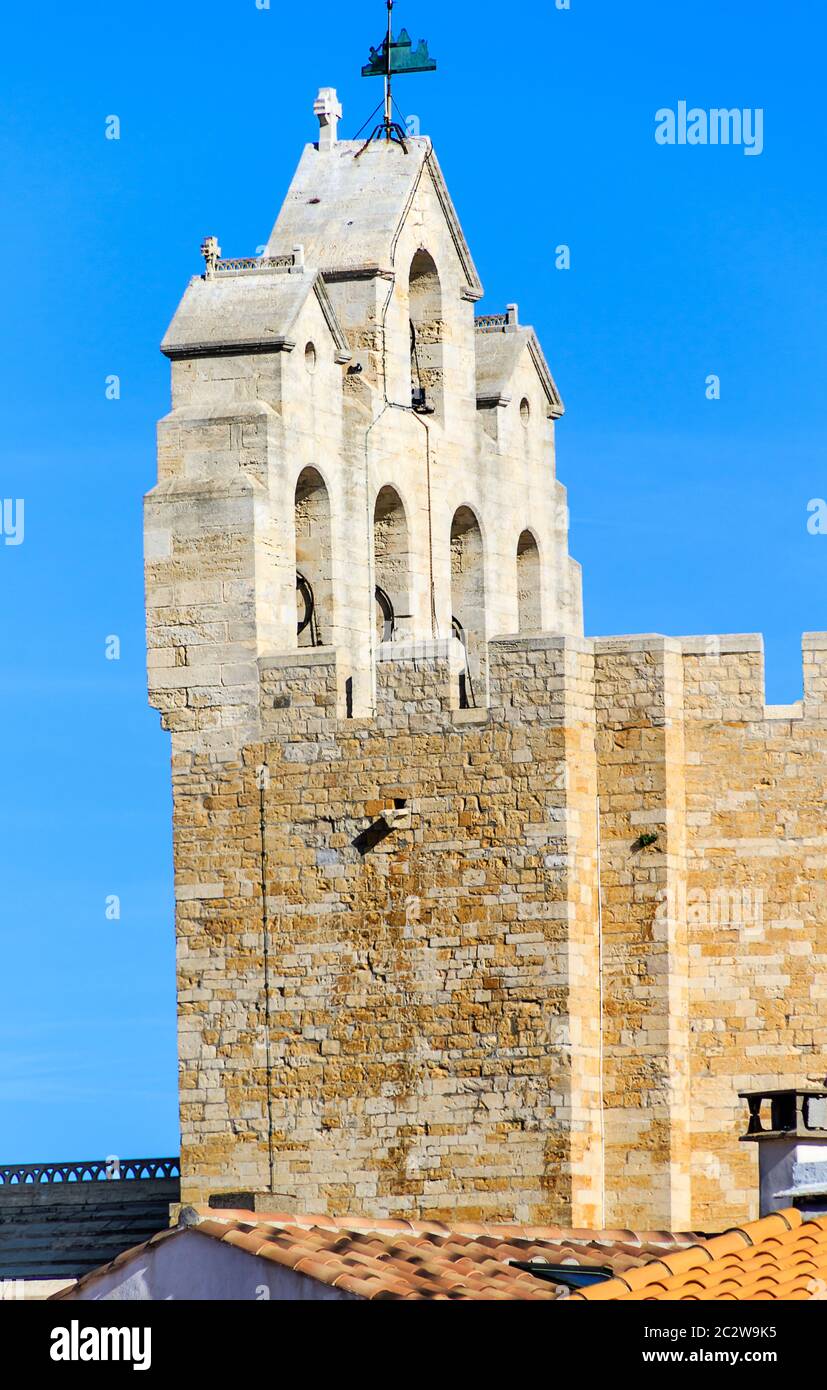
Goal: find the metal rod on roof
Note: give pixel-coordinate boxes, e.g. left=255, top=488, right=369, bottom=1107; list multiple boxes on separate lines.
left=385, top=1, right=394, bottom=132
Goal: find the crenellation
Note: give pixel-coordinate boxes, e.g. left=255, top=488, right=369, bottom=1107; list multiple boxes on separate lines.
left=375, top=639, right=463, bottom=721
left=803, top=632, right=827, bottom=718
left=678, top=634, right=766, bottom=721
left=259, top=648, right=348, bottom=731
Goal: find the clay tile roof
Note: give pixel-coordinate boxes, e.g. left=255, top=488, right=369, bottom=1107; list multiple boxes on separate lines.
left=50, top=1206, right=728, bottom=1303
left=571, top=1208, right=827, bottom=1302
left=157, top=1207, right=708, bottom=1303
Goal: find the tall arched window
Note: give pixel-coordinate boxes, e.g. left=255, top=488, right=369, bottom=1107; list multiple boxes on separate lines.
left=517, top=530, right=542, bottom=632
left=294, top=467, right=333, bottom=648
left=409, top=250, right=443, bottom=415
left=450, top=506, right=486, bottom=707
left=373, top=486, right=411, bottom=643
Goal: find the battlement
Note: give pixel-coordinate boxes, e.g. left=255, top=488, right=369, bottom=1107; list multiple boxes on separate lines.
left=151, top=623, right=827, bottom=757
left=255, top=634, right=596, bottom=748
left=803, top=632, right=827, bottom=718
left=594, top=632, right=827, bottom=725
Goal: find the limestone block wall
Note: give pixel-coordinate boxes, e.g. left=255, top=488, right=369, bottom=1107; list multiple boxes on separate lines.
left=159, top=617, right=827, bottom=1231
left=171, top=635, right=602, bottom=1224
left=680, top=636, right=827, bottom=1226
left=145, top=473, right=270, bottom=757
left=592, top=633, right=827, bottom=1229
left=594, top=638, right=691, bottom=1231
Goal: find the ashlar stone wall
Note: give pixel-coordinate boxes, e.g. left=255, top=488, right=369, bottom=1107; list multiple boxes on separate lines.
left=594, top=633, right=827, bottom=1229
left=171, top=636, right=603, bottom=1225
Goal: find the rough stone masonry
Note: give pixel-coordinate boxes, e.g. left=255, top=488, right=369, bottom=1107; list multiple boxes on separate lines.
left=145, top=91, right=827, bottom=1231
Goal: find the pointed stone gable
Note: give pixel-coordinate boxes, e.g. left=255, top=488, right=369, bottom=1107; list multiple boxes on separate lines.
left=265, top=137, right=483, bottom=299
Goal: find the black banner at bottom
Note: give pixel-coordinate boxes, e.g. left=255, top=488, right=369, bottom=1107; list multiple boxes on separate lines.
left=1, top=1296, right=818, bottom=1377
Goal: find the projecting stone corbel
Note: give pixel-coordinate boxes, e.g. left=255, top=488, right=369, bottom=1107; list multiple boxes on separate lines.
left=352, top=800, right=412, bottom=855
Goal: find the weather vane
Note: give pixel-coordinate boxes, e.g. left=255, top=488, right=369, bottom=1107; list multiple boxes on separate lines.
left=356, top=0, right=437, bottom=155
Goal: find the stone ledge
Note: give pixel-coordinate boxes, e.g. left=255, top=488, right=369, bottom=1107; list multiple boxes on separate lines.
left=377, top=638, right=464, bottom=665
left=592, top=634, right=684, bottom=656
left=159, top=401, right=278, bottom=424
left=490, top=632, right=593, bottom=655
left=591, top=633, right=765, bottom=657
left=764, top=702, right=804, bottom=721
left=259, top=648, right=339, bottom=671
left=145, top=475, right=266, bottom=502
left=452, top=708, right=490, bottom=727
left=677, top=634, right=764, bottom=656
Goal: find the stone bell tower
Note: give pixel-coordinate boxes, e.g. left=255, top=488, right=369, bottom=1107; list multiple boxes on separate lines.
left=146, top=90, right=600, bottom=1225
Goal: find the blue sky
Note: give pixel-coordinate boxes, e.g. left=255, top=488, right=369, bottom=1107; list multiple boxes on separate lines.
left=0, top=0, right=824, bottom=1161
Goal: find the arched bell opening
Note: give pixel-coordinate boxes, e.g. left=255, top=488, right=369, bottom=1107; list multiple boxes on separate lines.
left=408, top=250, right=443, bottom=416
left=294, top=467, right=333, bottom=648
left=517, top=529, right=543, bottom=632
left=373, top=485, right=412, bottom=644
left=450, top=506, right=487, bottom=706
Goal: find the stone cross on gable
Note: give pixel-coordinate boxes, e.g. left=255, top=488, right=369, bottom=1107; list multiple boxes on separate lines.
left=314, top=87, right=343, bottom=152
left=200, top=236, right=221, bottom=278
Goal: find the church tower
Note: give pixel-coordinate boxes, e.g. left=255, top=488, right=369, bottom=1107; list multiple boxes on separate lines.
left=147, top=62, right=827, bottom=1233
left=146, top=87, right=600, bottom=1224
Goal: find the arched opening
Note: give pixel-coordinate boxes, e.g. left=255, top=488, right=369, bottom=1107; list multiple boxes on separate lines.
left=517, top=530, right=542, bottom=632
left=409, top=250, right=443, bottom=415
left=373, top=485, right=412, bottom=643
left=450, top=506, right=486, bottom=707
left=294, top=467, right=333, bottom=648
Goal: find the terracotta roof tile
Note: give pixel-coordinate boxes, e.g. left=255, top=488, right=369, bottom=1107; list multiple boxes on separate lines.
left=66, top=1202, right=824, bottom=1304
left=656, top=1246, right=712, bottom=1276
left=148, top=1207, right=709, bottom=1301
left=571, top=1209, right=827, bottom=1302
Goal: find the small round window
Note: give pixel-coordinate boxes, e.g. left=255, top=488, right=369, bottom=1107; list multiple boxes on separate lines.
left=305, top=342, right=317, bottom=373
left=520, top=397, right=531, bottom=425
